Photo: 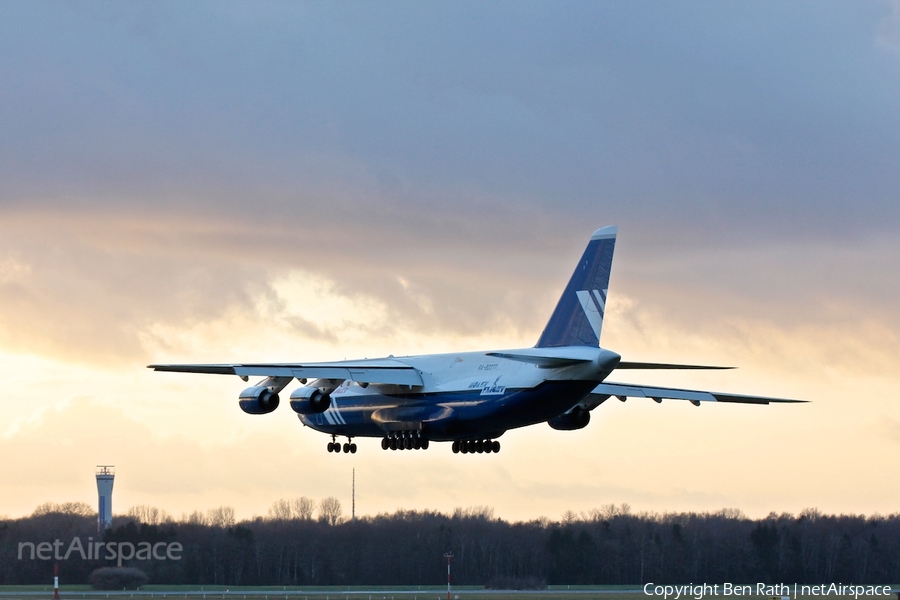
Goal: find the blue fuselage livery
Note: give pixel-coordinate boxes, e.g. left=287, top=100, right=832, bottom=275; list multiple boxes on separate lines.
left=150, top=226, right=803, bottom=455
left=299, top=351, right=617, bottom=440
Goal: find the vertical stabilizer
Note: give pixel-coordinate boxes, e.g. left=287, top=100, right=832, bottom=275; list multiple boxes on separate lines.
left=535, top=226, right=617, bottom=348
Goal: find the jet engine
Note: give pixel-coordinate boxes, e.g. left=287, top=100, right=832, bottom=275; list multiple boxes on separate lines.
left=238, top=386, right=281, bottom=415
left=290, top=387, right=331, bottom=414
left=237, top=375, right=291, bottom=415
left=547, top=407, right=591, bottom=431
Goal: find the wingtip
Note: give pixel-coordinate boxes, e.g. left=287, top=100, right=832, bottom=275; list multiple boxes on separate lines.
left=616, top=361, right=735, bottom=370
left=713, top=393, right=809, bottom=405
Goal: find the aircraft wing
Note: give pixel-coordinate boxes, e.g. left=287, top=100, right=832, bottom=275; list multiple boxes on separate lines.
left=583, top=381, right=806, bottom=409
left=148, top=359, right=424, bottom=386
left=486, top=350, right=734, bottom=370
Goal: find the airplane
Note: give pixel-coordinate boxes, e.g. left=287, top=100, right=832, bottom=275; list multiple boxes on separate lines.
left=150, top=226, right=804, bottom=455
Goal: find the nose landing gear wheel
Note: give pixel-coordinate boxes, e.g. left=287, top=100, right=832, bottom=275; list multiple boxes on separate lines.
left=328, top=436, right=357, bottom=454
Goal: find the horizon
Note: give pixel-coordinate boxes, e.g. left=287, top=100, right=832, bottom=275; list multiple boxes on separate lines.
left=2, top=2, right=899, bottom=523
left=8, top=497, right=895, bottom=525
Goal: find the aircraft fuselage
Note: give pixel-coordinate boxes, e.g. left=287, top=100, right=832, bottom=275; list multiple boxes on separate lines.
left=298, top=348, right=620, bottom=441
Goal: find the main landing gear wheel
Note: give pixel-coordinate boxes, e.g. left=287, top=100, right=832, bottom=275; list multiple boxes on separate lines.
left=327, top=436, right=356, bottom=453
left=381, top=431, right=429, bottom=451
left=452, top=439, right=500, bottom=454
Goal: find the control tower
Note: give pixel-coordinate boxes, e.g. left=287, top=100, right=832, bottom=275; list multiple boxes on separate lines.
left=95, top=465, right=115, bottom=531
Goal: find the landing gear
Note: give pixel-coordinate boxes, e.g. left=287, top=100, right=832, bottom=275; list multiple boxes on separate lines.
left=381, top=430, right=429, bottom=451
left=327, top=435, right=356, bottom=453
left=451, top=439, right=500, bottom=454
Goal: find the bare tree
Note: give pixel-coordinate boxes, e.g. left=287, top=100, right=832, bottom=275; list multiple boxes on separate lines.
left=561, top=510, right=578, bottom=525
left=800, top=507, right=822, bottom=522
left=291, top=497, right=316, bottom=521
left=587, top=503, right=632, bottom=521
left=32, top=502, right=94, bottom=517
left=183, top=510, right=208, bottom=525
left=318, top=497, right=343, bottom=526
left=207, top=506, right=236, bottom=527
left=27, top=501, right=96, bottom=542
left=598, top=503, right=619, bottom=520
left=127, top=505, right=171, bottom=525
left=7, top=504, right=900, bottom=585
left=453, top=505, right=495, bottom=520
left=268, top=499, right=292, bottom=521
left=711, top=507, right=745, bottom=520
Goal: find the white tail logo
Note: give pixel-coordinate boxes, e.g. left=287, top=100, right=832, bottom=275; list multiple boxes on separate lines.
left=575, top=288, right=607, bottom=340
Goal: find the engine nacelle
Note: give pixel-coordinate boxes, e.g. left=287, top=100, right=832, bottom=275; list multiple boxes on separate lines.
left=238, top=386, right=281, bottom=415
left=290, top=387, right=331, bottom=414
left=548, top=407, right=591, bottom=431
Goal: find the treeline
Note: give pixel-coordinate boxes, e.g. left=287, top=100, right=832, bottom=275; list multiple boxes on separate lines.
left=2, top=501, right=900, bottom=586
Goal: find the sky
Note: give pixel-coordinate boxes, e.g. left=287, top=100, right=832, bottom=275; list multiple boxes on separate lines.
left=1, top=0, right=900, bottom=524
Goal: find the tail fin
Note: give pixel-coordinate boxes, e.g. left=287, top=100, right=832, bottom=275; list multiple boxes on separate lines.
left=535, top=226, right=617, bottom=348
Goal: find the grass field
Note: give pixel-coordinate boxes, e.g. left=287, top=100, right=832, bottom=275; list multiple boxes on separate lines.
left=0, top=586, right=896, bottom=600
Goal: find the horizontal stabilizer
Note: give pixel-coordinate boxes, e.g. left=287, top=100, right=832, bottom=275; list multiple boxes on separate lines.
left=586, top=381, right=806, bottom=407
left=486, top=346, right=607, bottom=368
left=616, top=361, right=734, bottom=370
left=149, top=360, right=424, bottom=386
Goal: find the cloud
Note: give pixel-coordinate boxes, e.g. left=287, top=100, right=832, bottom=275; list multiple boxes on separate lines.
left=0, top=210, right=265, bottom=363
left=3, top=200, right=899, bottom=381
left=609, top=235, right=900, bottom=376
left=0, top=196, right=575, bottom=364
left=2, top=2, right=899, bottom=242
left=877, top=0, right=900, bottom=56
left=881, top=417, right=900, bottom=444
left=1, top=1, right=900, bottom=523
